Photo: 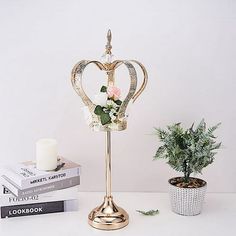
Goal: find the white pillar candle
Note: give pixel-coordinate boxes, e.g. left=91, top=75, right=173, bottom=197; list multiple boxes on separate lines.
left=36, top=138, right=58, bottom=171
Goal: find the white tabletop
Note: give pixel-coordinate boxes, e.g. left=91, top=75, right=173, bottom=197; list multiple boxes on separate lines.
left=0, top=192, right=235, bottom=236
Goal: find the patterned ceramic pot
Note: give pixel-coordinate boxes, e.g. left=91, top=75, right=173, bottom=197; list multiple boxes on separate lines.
left=168, top=177, right=207, bottom=216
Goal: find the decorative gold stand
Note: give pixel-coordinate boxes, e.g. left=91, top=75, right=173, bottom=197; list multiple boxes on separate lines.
left=71, top=30, right=147, bottom=230
left=88, top=131, right=129, bottom=230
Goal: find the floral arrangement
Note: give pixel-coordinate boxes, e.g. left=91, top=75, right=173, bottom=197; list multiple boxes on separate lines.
left=82, top=85, right=123, bottom=130
left=93, top=85, right=122, bottom=125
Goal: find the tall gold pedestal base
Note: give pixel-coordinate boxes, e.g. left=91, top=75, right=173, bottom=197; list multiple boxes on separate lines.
left=88, top=196, right=129, bottom=230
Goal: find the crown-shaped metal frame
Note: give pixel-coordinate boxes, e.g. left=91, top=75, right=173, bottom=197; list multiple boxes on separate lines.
left=71, top=30, right=148, bottom=131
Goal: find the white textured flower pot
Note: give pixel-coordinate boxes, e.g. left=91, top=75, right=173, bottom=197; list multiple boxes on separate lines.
left=168, top=177, right=207, bottom=216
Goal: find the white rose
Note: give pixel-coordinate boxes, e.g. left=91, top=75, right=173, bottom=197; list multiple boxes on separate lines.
left=81, top=106, right=93, bottom=125
left=94, top=93, right=108, bottom=107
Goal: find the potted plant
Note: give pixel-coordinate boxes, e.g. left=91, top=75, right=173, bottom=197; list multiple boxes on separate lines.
left=154, top=120, right=221, bottom=216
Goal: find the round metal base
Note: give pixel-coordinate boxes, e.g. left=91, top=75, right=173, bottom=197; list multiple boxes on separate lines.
left=88, top=196, right=129, bottom=230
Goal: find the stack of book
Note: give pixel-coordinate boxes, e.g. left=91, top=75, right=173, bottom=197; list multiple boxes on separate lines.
left=0, top=157, right=81, bottom=218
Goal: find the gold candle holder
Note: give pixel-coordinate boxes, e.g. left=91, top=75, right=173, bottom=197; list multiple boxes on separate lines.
left=71, top=30, right=148, bottom=230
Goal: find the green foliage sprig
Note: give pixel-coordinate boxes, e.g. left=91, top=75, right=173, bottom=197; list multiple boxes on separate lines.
left=154, top=119, right=221, bottom=183
left=136, top=209, right=159, bottom=216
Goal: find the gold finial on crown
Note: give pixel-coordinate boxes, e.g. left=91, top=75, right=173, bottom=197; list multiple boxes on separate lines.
left=105, top=29, right=112, bottom=54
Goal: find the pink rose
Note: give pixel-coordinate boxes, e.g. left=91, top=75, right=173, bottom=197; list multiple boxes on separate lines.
left=107, top=86, right=121, bottom=100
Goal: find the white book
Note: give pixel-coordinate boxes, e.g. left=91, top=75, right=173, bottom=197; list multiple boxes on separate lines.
left=0, top=199, right=78, bottom=218
left=1, top=157, right=81, bottom=189
left=0, top=185, right=79, bottom=206
left=1, top=175, right=80, bottom=197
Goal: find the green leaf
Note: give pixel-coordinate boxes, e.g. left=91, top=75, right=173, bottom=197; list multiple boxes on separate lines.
left=189, top=122, right=195, bottom=133
left=154, top=146, right=166, bottom=160
left=195, top=119, right=206, bottom=133
left=136, top=209, right=159, bottom=216
left=94, top=105, right=103, bottom=115
left=114, top=100, right=122, bottom=105
left=207, top=123, right=221, bottom=138
left=100, top=86, right=107, bottom=93
left=155, top=128, right=168, bottom=140
left=100, top=112, right=111, bottom=125
left=211, top=142, right=221, bottom=150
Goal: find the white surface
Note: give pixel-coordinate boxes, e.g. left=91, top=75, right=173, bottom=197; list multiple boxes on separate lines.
left=0, top=192, right=235, bottom=236
left=0, top=0, right=236, bottom=192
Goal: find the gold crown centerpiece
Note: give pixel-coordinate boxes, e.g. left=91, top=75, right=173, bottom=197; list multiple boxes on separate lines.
left=71, top=30, right=148, bottom=230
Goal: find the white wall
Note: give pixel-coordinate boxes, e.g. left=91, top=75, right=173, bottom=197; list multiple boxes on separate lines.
left=0, top=0, right=235, bottom=192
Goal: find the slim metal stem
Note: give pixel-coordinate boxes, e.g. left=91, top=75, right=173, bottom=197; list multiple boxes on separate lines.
left=105, top=131, right=112, bottom=197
